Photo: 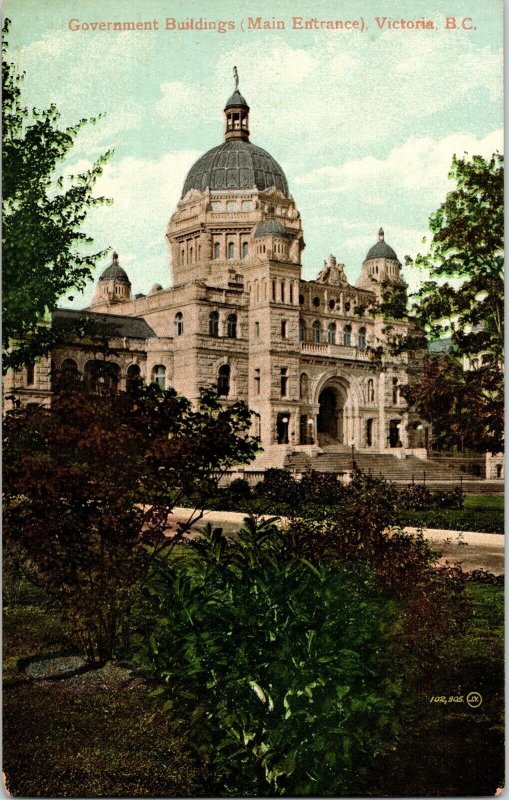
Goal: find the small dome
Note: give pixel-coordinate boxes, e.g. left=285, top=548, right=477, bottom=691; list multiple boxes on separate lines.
left=99, top=252, right=130, bottom=283
left=150, top=283, right=163, bottom=294
left=365, top=228, right=398, bottom=262
left=225, top=89, right=249, bottom=109
left=253, top=218, right=291, bottom=239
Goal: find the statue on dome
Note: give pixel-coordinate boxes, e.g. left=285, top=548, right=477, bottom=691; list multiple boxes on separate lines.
left=233, top=66, right=239, bottom=90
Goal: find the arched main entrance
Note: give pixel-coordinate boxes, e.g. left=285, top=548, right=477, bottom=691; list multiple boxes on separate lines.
left=317, top=384, right=346, bottom=444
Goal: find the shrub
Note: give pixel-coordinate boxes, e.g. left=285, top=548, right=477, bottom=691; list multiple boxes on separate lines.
left=254, top=468, right=302, bottom=512
left=398, top=483, right=433, bottom=510
left=140, top=519, right=405, bottom=796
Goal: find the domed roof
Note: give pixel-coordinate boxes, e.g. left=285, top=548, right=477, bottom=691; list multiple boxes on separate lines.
left=225, top=89, right=249, bottom=109
left=253, top=218, right=291, bottom=239
left=181, top=140, right=289, bottom=197
left=99, top=252, right=130, bottom=283
left=365, top=228, right=398, bottom=261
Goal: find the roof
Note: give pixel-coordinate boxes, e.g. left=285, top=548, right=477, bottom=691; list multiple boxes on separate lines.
left=181, top=139, right=289, bottom=197
left=225, top=89, right=249, bottom=109
left=253, top=218, right=291, bottom=239
left=52, top=308, right=156, bottom=340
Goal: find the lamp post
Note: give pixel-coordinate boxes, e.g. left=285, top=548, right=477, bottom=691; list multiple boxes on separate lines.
left=351, top=441, right=355, bottom=470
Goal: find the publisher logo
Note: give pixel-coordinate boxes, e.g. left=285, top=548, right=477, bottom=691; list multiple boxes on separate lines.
left=466, top=692, right=483, bottom=708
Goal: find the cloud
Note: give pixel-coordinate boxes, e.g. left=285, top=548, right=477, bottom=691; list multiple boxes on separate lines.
left=62, top=149, right=201, bottom=306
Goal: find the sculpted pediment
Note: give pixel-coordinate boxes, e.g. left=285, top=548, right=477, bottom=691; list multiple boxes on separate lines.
left=315, top=255, right=348, bottom=285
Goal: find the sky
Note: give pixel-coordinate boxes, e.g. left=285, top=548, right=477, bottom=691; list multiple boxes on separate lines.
left=5, top=0, right=503, bottom=307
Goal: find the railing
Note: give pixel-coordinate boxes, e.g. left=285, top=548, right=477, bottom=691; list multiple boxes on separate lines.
left=300, top=341, right=371, bottom=360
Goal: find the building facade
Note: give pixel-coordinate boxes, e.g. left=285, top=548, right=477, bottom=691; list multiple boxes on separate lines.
left=5, top=80, right=429, bottom=469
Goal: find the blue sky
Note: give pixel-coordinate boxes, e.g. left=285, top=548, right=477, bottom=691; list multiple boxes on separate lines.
left=5, top=0, right=503, bottom=306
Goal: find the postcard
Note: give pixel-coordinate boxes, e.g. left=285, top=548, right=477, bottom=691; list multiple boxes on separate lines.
left=3, top=0, right=504, bottom=796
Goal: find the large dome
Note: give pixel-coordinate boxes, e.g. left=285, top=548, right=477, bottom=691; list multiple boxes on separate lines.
left=181, top=140, right=289, bottom=197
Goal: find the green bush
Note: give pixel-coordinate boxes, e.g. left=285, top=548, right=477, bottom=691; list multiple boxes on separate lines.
left=139, top=518, right=405, bottom=796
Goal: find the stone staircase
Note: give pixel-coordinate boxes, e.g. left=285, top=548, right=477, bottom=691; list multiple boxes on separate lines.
left=285, top=449, right=475, bottom=484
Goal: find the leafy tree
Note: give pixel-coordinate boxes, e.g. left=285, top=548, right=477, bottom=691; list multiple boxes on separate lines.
left=409, top=153, right=503, bottom=359
left=3, top=384, right=259, bottom=662
left=400, top=153, right=504, bottom=452
left=2, top=17, right=111, bottom=372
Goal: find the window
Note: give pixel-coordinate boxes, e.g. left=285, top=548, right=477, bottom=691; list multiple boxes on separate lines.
left=300, top=373, right=309, bottom=400
left=344, top=301, right=351, bottom=313
left=217, top=364, right=230, bottom=397
left=254, top=368, right=261, bottom=395
left=255, top=321, right=260, bottom=338
left=227, top=314, right=237, bottom=338
left=127, top=363, right=141, bottom=391
left=289, top=283, right=294, bottom=304
left=189, top=245, right=193, bottom=262
left=299, top=294, right=305, bottom=305
left=281, top=320, right=287, bottom=338
left=328, top=298, right=336, bottom=310
left=175, top=312, right=184, bottom=336
left=343, top=324, right=352, bottom=346
left=280, top=281, right=285, bottom=303
left=312, top=296, right=320, bottom=307
left=213, top=241, right=220, bottom=259
left=272, top=280, right=276, bottom=302
left=209, top=310, right=219, bottom=337
left=60, top=358, right=79, bottom=386
left=280, top=367, right=288, bottom=397
left=392, top=377, right=398, bottom=405
left=358, top=327, right=367, bottom=350
left=366, top=418, right=374, bottom=447
left=242, top=241, right=249, bottom=259
left=152, top=364, right=166, bottom=390
left=84, top=360, right=120, bottom=393
left=228, top=242, right=235, bottom=260
left=26, top=363, right=35, bottom=386
left=327, top=322, right=336, bottom=345
left=367, top=379, right=375, bottom=402
left=226, top=201, right=237, bottom=212
left=312, top=320, right=321, bottom=343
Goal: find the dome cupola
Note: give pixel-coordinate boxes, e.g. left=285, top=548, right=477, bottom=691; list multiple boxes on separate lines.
left=356, top=228, right=405, bottom=295
left=91, top=251, right=132, bottom=307
left=365, top=227, right=398, bottom=262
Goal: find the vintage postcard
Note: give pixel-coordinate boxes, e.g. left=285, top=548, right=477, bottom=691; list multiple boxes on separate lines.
left=3, top=0, right=504, bottom=796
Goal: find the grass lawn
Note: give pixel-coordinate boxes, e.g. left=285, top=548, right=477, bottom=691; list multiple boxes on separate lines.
left=399, top=493, right=504, bottom=533
left=3, top=603, right=206, bottom=797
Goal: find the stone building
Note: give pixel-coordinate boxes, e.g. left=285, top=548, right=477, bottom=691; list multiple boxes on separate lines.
left=5, top=78, right=430, bottom=470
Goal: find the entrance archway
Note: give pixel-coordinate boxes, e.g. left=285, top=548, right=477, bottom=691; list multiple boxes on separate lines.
left=317, top=385, right=345, bottom=444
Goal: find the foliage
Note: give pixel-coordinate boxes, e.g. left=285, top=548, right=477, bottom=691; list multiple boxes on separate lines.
left=3, top=384, right=258, bottom=663
left=140, top=519, right=404, bottom=796
left=401, top=153, right=504, bottom=452
left=409, top=153, right=504, bottom=360
left=2, top=18, right=111, bottom=371
left=401, top=354, right=503, bottom=452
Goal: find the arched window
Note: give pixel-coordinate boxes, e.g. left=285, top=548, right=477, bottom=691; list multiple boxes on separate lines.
left=312, top=320, right=321, bottom=343
left=58, top=358, right=79, bottom=389
left=209, top=310, right=219, bottom=337
left=26, top=363, right=35, bottom=386
left=213, top=242, right=220, bottom=260
left=343, top=324, right=352, bottom=346
left=217, top=364, right=230, bottom=397
left=327, top=322, right=336, bottom=345
left=227, top=314, right=237, bottom=338
left=152, top=364, right=166, bottom=390
left=367, top=379, right=375, bottom=402
left=299, top=319, right=306, bottom=343
left=242, top=241, right=248, bottom=259
left=358, top=327, right=367, bottom=350
left=127, top=363, right=141, bottom=391
left=228, top=242, right=235, bottom=260
left=189, top=245, right=193, bottom=262
left=175, top=312, right=184, bottom=336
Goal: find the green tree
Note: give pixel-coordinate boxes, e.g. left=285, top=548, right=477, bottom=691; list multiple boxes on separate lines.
left=2, top=18, right=111, bottom=372
left=402, top=153, right=504, bottom=452
left=409, top=152, right=503, bottom=359
left=3, top=384, right=259, bottom=663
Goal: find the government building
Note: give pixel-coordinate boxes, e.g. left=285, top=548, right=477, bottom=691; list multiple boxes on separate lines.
left=6, top=77, right=439, bottom=473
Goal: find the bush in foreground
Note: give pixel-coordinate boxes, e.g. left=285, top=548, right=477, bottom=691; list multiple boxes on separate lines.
left=140, top=518, right=405, bottom=796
